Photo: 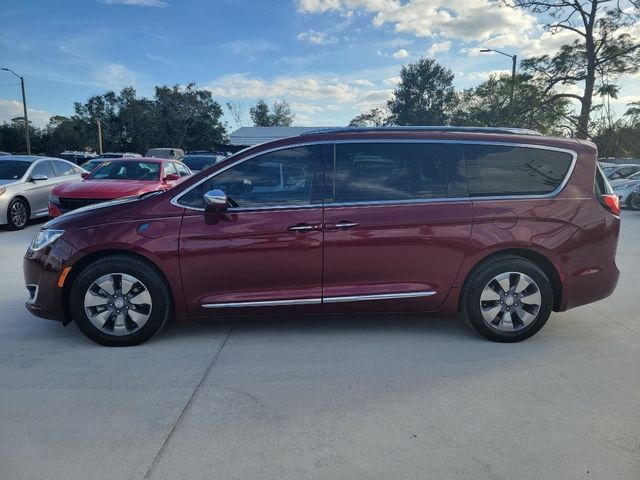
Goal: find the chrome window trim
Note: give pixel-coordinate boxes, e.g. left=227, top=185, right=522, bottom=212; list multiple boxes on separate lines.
left=201, top=290, right=436, bottom=308
left=171, top=139, right=578, bottom=212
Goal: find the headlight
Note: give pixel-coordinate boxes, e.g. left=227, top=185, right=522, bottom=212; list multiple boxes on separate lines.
left=49, top=194, right=60, bottom=204
left=30, top=229, right=64, bottom=251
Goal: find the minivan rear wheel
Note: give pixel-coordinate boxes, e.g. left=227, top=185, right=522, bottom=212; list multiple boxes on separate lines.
left=69, top=255, right=171, bottom=346
left=462, top=255, right=553, bottom=342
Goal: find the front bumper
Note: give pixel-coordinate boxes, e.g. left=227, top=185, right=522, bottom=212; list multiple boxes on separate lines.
left=23, top=237, right=77, bottom=323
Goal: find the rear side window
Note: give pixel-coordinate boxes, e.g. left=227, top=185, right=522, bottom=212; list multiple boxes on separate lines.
left=330, top=143, right=466, bottom=203
left=52, top=160, right=76, bottom=176
left=464, top=145, right=573, bottom=197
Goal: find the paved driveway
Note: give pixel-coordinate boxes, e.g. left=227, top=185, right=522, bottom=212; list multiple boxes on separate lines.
left=1, top=213, right=639, bottom=480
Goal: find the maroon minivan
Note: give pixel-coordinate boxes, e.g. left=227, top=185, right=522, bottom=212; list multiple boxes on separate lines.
left=24, top=127, right=621, bottom=346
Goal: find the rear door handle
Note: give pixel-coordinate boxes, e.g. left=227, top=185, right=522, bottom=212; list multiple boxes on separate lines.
left=287, top=223, right=320, bottom=233
left=327, top=221, right=359, bottom=230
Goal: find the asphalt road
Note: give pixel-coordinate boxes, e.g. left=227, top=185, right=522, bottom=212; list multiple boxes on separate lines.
left=1, top=212, right=639, bottom=480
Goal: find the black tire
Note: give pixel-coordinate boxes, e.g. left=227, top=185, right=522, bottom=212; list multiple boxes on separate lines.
left=6, top=197, right=29, bottom=230
left=626, top=195, right=640, bottom=211
left=69, top=255, right=172, bottom=346
left=462, top=255, right=553, bottom=342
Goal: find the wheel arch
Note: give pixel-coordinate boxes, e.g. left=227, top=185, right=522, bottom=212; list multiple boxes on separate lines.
left=61, top=249, right=175, bottom=326
left=459, top=248, right=563, bottom=312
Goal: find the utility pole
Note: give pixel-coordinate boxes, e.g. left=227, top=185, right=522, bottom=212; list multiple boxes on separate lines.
left=480, top=49, right=517, bottom=125
left=1, top=67, right=31, bottom=154
left=97, top=118, right=103, bottom=155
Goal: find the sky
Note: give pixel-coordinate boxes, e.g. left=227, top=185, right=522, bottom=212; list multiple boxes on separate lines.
left=1, top=0, right=638, bottom=130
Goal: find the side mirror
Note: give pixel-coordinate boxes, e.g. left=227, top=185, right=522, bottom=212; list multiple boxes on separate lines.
left=30, top=174, right=48, bottom=182
left=81, top=172, right=89, bottom=179
left=164, top=173, right=179, bottom=182
left=204, top=189, right=228, bottom=212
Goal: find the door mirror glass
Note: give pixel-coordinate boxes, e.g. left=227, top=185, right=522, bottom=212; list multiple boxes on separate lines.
left=204, top=189, right=228, bottom=212
left=31, top=173, right=48, bottom=182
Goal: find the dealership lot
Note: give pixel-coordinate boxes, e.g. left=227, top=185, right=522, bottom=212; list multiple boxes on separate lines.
left=0, top=213, right=639, bottom=480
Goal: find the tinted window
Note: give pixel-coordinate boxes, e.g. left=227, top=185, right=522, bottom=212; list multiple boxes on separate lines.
left=89, top=161, right=160, bottom=181
left=183, top=155, right=217, bottom=171
left=0, top=160, right=30, bottom=180
left=178, top=145, right=323, bottom=209
left=330, top=143, right=466, bottom=203
left=32, top=161, right=56, bottom=178
left=175, top=163, right=191, bottom=176
left=52, top=160, right=76, bottom=176
left=464, top=145, right=573, bottom=197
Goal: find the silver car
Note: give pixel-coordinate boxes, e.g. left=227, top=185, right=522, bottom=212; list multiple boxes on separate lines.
left=610, top=171, right=640, bottom=209
left=0, top=156, right=85, bottom=230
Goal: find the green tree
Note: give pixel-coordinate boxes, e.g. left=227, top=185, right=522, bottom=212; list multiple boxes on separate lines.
left=387, top=57, right=457, bottom=126
left=452, top=74, right=571, bottom=135
left=508, top=0, right=640, bottom=138
left=249, top=99, right=295, bottom=126
left=348, top=107, right=390, bottom=127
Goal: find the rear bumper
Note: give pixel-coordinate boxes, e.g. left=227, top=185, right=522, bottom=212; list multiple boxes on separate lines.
left=23, top=238, right=77, bottom=323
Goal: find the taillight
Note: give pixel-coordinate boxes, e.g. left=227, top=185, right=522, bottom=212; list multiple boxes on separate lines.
left=601, top=194, right=620, bottom=216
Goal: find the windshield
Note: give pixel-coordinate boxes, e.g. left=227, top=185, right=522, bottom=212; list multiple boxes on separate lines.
left=183, top=155, right=218, bottom=171
left=0, top=160, right=30, bottom=180
left=88, top=161, right=161, bottom=181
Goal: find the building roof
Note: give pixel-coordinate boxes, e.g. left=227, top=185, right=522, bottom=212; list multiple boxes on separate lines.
left=229, top=127, right=338, bottom=146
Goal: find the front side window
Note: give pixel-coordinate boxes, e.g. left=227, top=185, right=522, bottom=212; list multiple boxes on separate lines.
left=464, top=145, right=573, bottom=197
left=329, top=143, right=466, bottom=203
left=31, top=161, right=56, bottom=179
left=178, top=145, right=323, bottom=209
left=175, top=163, right=191, bottom=176
left=163, top=162, right=177, bottom=177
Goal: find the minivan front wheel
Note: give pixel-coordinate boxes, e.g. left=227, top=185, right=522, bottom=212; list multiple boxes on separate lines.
left=463, top=256, right=553, bottom=342
left=69, top=255, right=171, bottom=346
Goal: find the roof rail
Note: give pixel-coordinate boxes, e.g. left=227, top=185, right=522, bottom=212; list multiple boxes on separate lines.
left=300, top=126, right=543, bottom=136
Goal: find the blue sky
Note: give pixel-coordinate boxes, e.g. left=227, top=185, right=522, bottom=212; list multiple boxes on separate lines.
left=1, top=0, right=638, bottom=129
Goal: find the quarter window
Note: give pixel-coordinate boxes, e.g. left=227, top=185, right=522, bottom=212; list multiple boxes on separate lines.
left=329, top=143, right=466, bottom=203
left=177, top=145, right=323, bottom=209
left=464, top=145, right=573, bottom=197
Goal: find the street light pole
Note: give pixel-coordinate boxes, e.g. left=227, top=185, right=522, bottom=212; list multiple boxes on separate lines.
left=1, top=67, right=31, bottom=154
left=480, top=49, right=517, bottom=125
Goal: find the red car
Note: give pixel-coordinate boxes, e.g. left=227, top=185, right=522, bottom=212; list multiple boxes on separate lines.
left=48, top=158, right=192, bottom=218
left=24, top=127, right=620, bottom=346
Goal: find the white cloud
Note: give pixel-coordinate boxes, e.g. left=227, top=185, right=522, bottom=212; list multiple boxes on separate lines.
left=220, top=39, right=277, bottom=57
left=100, top=0, right=167, bottom=7
left=350, top=79, right=374, bottom=86
left=392, top=49, right=409, bottom=58
left=427, top=40, right=451, bottom=56
left=382, top=76, right=400, bottom=86
left=297, top=29, right=338, bottom=45
left=93, top=64, right=138, bottom=89
left=457, top=69, right=511, bottom=82
left=0, top=98, right=52, bottom=128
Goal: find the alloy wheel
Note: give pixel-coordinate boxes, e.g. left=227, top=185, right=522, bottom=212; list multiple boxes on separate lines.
left=83, top=273, right=153, bottom=336
left=479, top=271, right=542, bottom=332
left=10, top=201, right=28, bottom=228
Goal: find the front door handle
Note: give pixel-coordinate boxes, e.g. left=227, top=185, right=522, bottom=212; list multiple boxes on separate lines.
left=327, top=221, right=359, bottom=230
left=287, top=223, right=320, bottom=233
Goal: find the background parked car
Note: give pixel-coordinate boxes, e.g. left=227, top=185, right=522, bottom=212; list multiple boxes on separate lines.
left=0, top=155, right=85, bottom=229
left=0, top=151, right=11, bottom=156
left=602, top=163, right=640, bottom=181
left=48, top=158, right=192, bottom=217
left=182, top=153, right=224, bottom=173
left=146, top=148, right=185, bottom=161
left=97, top=152, right=142, bottom=159
left=59, top=151, right=99, bottom=165
left=610, top=170, right=640, bottom=209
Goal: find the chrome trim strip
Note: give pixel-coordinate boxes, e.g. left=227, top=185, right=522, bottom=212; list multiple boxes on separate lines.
left=323, top=291, right=436, bottom=303
left=172, top=139, right=578, bottom=212
left=203, top=298, right=321, bottom=308
left=201, top=290, right=437, bottom=308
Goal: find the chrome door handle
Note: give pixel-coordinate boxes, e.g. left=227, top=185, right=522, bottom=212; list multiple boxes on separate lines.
left=287, top=224, right=319, bottom=232
left=332, top=221, right=359, bottom=230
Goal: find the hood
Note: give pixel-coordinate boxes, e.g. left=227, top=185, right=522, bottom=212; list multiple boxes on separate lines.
left=52, top=179, right=159, bottom=198
left=0, top=179, right=22, bottom=187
